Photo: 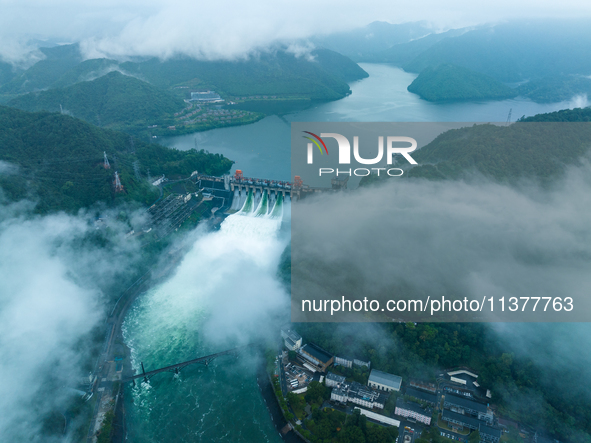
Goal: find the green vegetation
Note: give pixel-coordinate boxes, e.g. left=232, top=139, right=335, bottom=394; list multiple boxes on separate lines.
left=402, top=21, right=591, bottom=83
left=329, top=363, right=370, bottom=385
left=360, top=28, right=469, bottom=65
left=313, top=21, right=432, bottom=61
left=96, top=409, right=115, bottom=443
left=295, top=322, right=591, bottom=442
left=0, top=44, right=82, bottom=95
left=359, top=120, right=591, bottom=187
left=517, top=75, right=591, bottom=103
left=407, top=64, right=517, bottom=102
left=518, top=106, right=591, bottom=122
left=1, top=45, right=368, bottom=135
left=8, top=71, right=185, bottom=130
left=50, top=58, right=120, bottom=88
left=118, top=48, right=367, bottom=101
left=0, top=106, right=232, bottom=213
left=287, top=392, right=307, bottom=420
left=407, top=122, right=591, bottom=182
left=300, top=408, right=398, bottom=443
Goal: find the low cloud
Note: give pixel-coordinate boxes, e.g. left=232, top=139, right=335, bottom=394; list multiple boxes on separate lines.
left=3, top=1, right=591, bottom=63
left=292, top=161, right=591, bottom=322
left=0, top=201, right=144, bottom=441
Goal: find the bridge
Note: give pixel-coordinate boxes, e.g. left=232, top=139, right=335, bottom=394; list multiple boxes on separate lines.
left=122, top=343, right=255, bottom=384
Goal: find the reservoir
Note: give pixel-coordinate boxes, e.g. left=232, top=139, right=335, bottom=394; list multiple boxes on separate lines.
left=160, top=63, right=578, bottom=181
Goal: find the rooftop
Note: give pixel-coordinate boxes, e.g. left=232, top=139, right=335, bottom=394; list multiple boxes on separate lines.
left=406, top=387, right=437, bottom=404
left=444, top=393, right=488, bottom=413
left=301, top=343, right=333, bottom=364
left=479, top=423, right=502, bottom=439
left=369, top=369, right=402, bottom=390
left=442, top=409, right=483, bottom=429
left=396, top=398, right=431, bottom=416
left=326, top=372, right=346, bottom=383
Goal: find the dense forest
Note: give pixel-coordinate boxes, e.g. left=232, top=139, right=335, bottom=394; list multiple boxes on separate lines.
left=519, top=106, right=591, bottom=122
left=404, top=122, right=591, bottom=181
left=517, top=76, right=591, bottom=103
left=401, top=21, right=591, bottom=82
left=0, top=106, right=232, bottom=213
left=407, top=64, right=518, bottom=102
left=118, top=49, right=367, bottom=100
left=359, top=120, right=591, bottom=185
left=0, top=44, right=367, bottom=104
left=8, top=71, right=185, bottom=129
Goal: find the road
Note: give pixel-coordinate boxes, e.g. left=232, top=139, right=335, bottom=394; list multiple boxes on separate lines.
left=85, top=243, right=191, bottom=442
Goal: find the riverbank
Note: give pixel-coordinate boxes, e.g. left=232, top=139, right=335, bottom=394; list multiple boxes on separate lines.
left=256, top=355, right=306, bottom=443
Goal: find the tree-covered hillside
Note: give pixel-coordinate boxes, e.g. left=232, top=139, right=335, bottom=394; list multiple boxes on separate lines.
left=517, top=75, right=591, bottom=103
left=8, top=71, right=185, bottom=129
left=407, top=122, right=591, bottom=181
left=0, top=44, right=367, bottom=104
left=407, top=64, right=518, bottom=102
left=0, top=44, right=83, bottom=95
left=0, top=106, right=232, bottom=213
left=402, top=21, right=591, bottom=82
left=519, top=106, right=591, bottom=122
left=118, top=49, right=367, bottom=100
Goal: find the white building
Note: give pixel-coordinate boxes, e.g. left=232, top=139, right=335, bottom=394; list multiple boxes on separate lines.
left=325, top=372, right=346, bottom=388
left=355, top=407, right=400, bottom=427
left=368, top=369, right=402, bottom=392
left=354, top=359, right=371, bottom=369
left=395, top=399, right=432, bottom=425
left=330, top=382, right=387, bottom=410
left=190, top=91, right=222, bottom=102
left=334, top=356, right=353, bottom=368
left=281, top=328, right=302, bottom=351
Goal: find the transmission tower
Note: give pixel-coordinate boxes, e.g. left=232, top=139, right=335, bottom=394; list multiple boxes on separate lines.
left=103, top=151, right=110, bottom=169
left=129, top=136, right=135, bottom=154
left=506, top=108, right=512, bottom=125
left=114, top=171, right=123, bottom=192
left=133, top=160, right=141, bottom=180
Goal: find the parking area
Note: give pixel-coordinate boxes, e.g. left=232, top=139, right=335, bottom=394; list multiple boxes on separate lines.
left=283, top=361, right=314, bottom=392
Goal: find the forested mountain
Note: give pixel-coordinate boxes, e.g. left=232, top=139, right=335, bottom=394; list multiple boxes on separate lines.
left=360, top=27, right=471, bottom=65
left=407, top=64, right=518, bottom=102
left=517, top=75, right=591, bottom=103
left=50, top=58, right=120, bottom=88
left=0, top=106, right=232, bottom=213
left=519, top=106, right=591, bottom=122
left=402, top=20, right=591, bottom=82
left=312, top=21, right=432, bottom=60
left=0, top=44, right=367, bottom=103
left=407, top=122, right=591, bottom=181
left=8, top=71, right=185, bottom=128
left=118, top=49, right=367, bottom=100
left=0, top=44, right=82, bottom=95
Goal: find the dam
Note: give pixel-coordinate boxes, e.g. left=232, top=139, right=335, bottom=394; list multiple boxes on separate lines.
left=195, top=169, right=349, bottom=214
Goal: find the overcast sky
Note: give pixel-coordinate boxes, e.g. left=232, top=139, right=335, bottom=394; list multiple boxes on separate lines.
left=2, top=0, right=591, bottom=63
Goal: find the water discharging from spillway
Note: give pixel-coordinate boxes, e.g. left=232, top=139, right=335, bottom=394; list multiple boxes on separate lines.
left=121, top=194, right=290, bottom=443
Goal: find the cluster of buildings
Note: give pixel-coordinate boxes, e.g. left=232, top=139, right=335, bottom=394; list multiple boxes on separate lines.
left=438, top=370, right=501, bottom=443
left=326, top=369, right=403, bottom=412
left=280, top=328, right=504, bottom=443
left=190, top=91, right=222, bottom=102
